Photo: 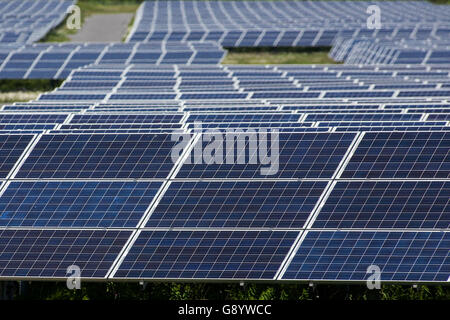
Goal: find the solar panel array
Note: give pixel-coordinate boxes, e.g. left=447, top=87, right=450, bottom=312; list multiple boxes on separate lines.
left=129, top=1, right=450, bottom=46
left=1, top=1, right=449, bottom=79
left=0, top=42, right=226, bottom=79
left=0, top=1, right=448, bottom=284
left=0, top=0, right=73, bottom=44
left=0, top=61, right=449, bottom=283
left=331, top=38, right=450, bottom=64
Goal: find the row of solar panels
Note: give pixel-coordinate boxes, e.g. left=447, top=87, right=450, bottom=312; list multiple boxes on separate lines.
left=1, top=228, right=446, bottom=281
left=0, top=42, right=226, bottom=79
left=0, top=129, right=448, bottom=281
left=128, top=1, right=450, bottom=45
left=0, top=0, right=73, bottom=44
left=0, top=129, right=447, bottom=180
left=331, top=38, right=450, bottom=64
left=33, top=63, right=450, bottom=103
left=131, top=27, right=450, bottom=47
left=1, top=63, right=449, bottom=134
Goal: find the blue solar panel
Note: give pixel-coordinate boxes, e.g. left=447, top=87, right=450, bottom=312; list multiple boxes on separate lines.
left=176, top=132, right=356, bottom=179
left=114, top=230, right=298, bottom=280
left=0, top=114, right=67, bottom=124
left=187, top=113, right=300, bottom=123
left=306, top=114, right=422, bottom=122
left=314, top=181, right=450, bottom=229
left=39, top=94, right=106, bottom=101
left=252, top=92, right=320, bottom=99
left=0, top=134, right=33, bottom=178
left=0, top=229, right=131, bottom=279
left=70, top=114, right=183, bottom=124
left=16, top=133, right=181, bottom=179
left=0, top=181, right=162, bottom=228
left=283, top=231, right=450, bottom=282
left=146, top=181, right=328, bottom=229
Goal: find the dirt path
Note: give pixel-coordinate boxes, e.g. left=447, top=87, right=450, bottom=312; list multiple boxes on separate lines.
left=69, top=13, right=133, bottom=42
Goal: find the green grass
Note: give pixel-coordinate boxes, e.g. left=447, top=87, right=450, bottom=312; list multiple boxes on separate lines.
left=0, top=79, right=63, bottom=106
left=123, top=14, right=136, bottom=42
left=40, top=0, right=141, bottom=42
left=223, top=47, right=338, bottom=64
left=0, top=79, right=64, bottom=92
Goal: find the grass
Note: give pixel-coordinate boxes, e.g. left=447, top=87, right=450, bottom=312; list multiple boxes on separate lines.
left=0, top=79, right=63, bottom=106
left=0, top=79, right=64, bottom=92
left=223, top=47, right=337, bottom=64
left=123, top=15, right=136, bottom=42
left=40, top=0, right=141, bottom=42
left=0, top=92, right=42, bottom=105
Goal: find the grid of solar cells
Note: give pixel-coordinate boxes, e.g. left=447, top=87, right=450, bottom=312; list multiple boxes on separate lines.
left=313, top=181, right=450, bottom=229
left=146, top=181, right=328, bottom=229
left=176, top=132, right=356, bottom=179
left=0, top=134, right=33, bottom=178
left=113, top=230, right=298, bottom=279
left=0, top=229, right=131, bottom=278
left=16, top=133, right=182, bottom=179
left=342, top=132, right=450, bottom=179
left=0, top=181, right=162, bottom=228
left=283, top=231, right=450, bottom=282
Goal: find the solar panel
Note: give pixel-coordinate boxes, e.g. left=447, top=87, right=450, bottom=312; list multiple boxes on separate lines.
left=0, top=229, right=131, bottom=279
left=0, top=181, right=162, bottom=228
left=70, top=114, right=183, bottom=124
left=176, top=132, right=356, bottom=179
left=113, top=230, right=298, bottom=280
left=0, top=134, right=33, bottom=178
left=16, top=133, right=184, bottom=179
left=342, top=132, right=450, bottom=179
left=283, top=231, right=449, bottom=282
left=313, top=181, right=450, bottom=229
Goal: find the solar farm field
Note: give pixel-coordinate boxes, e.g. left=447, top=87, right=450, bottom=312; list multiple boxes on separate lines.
left=0, top=0, right=448, bottom=302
